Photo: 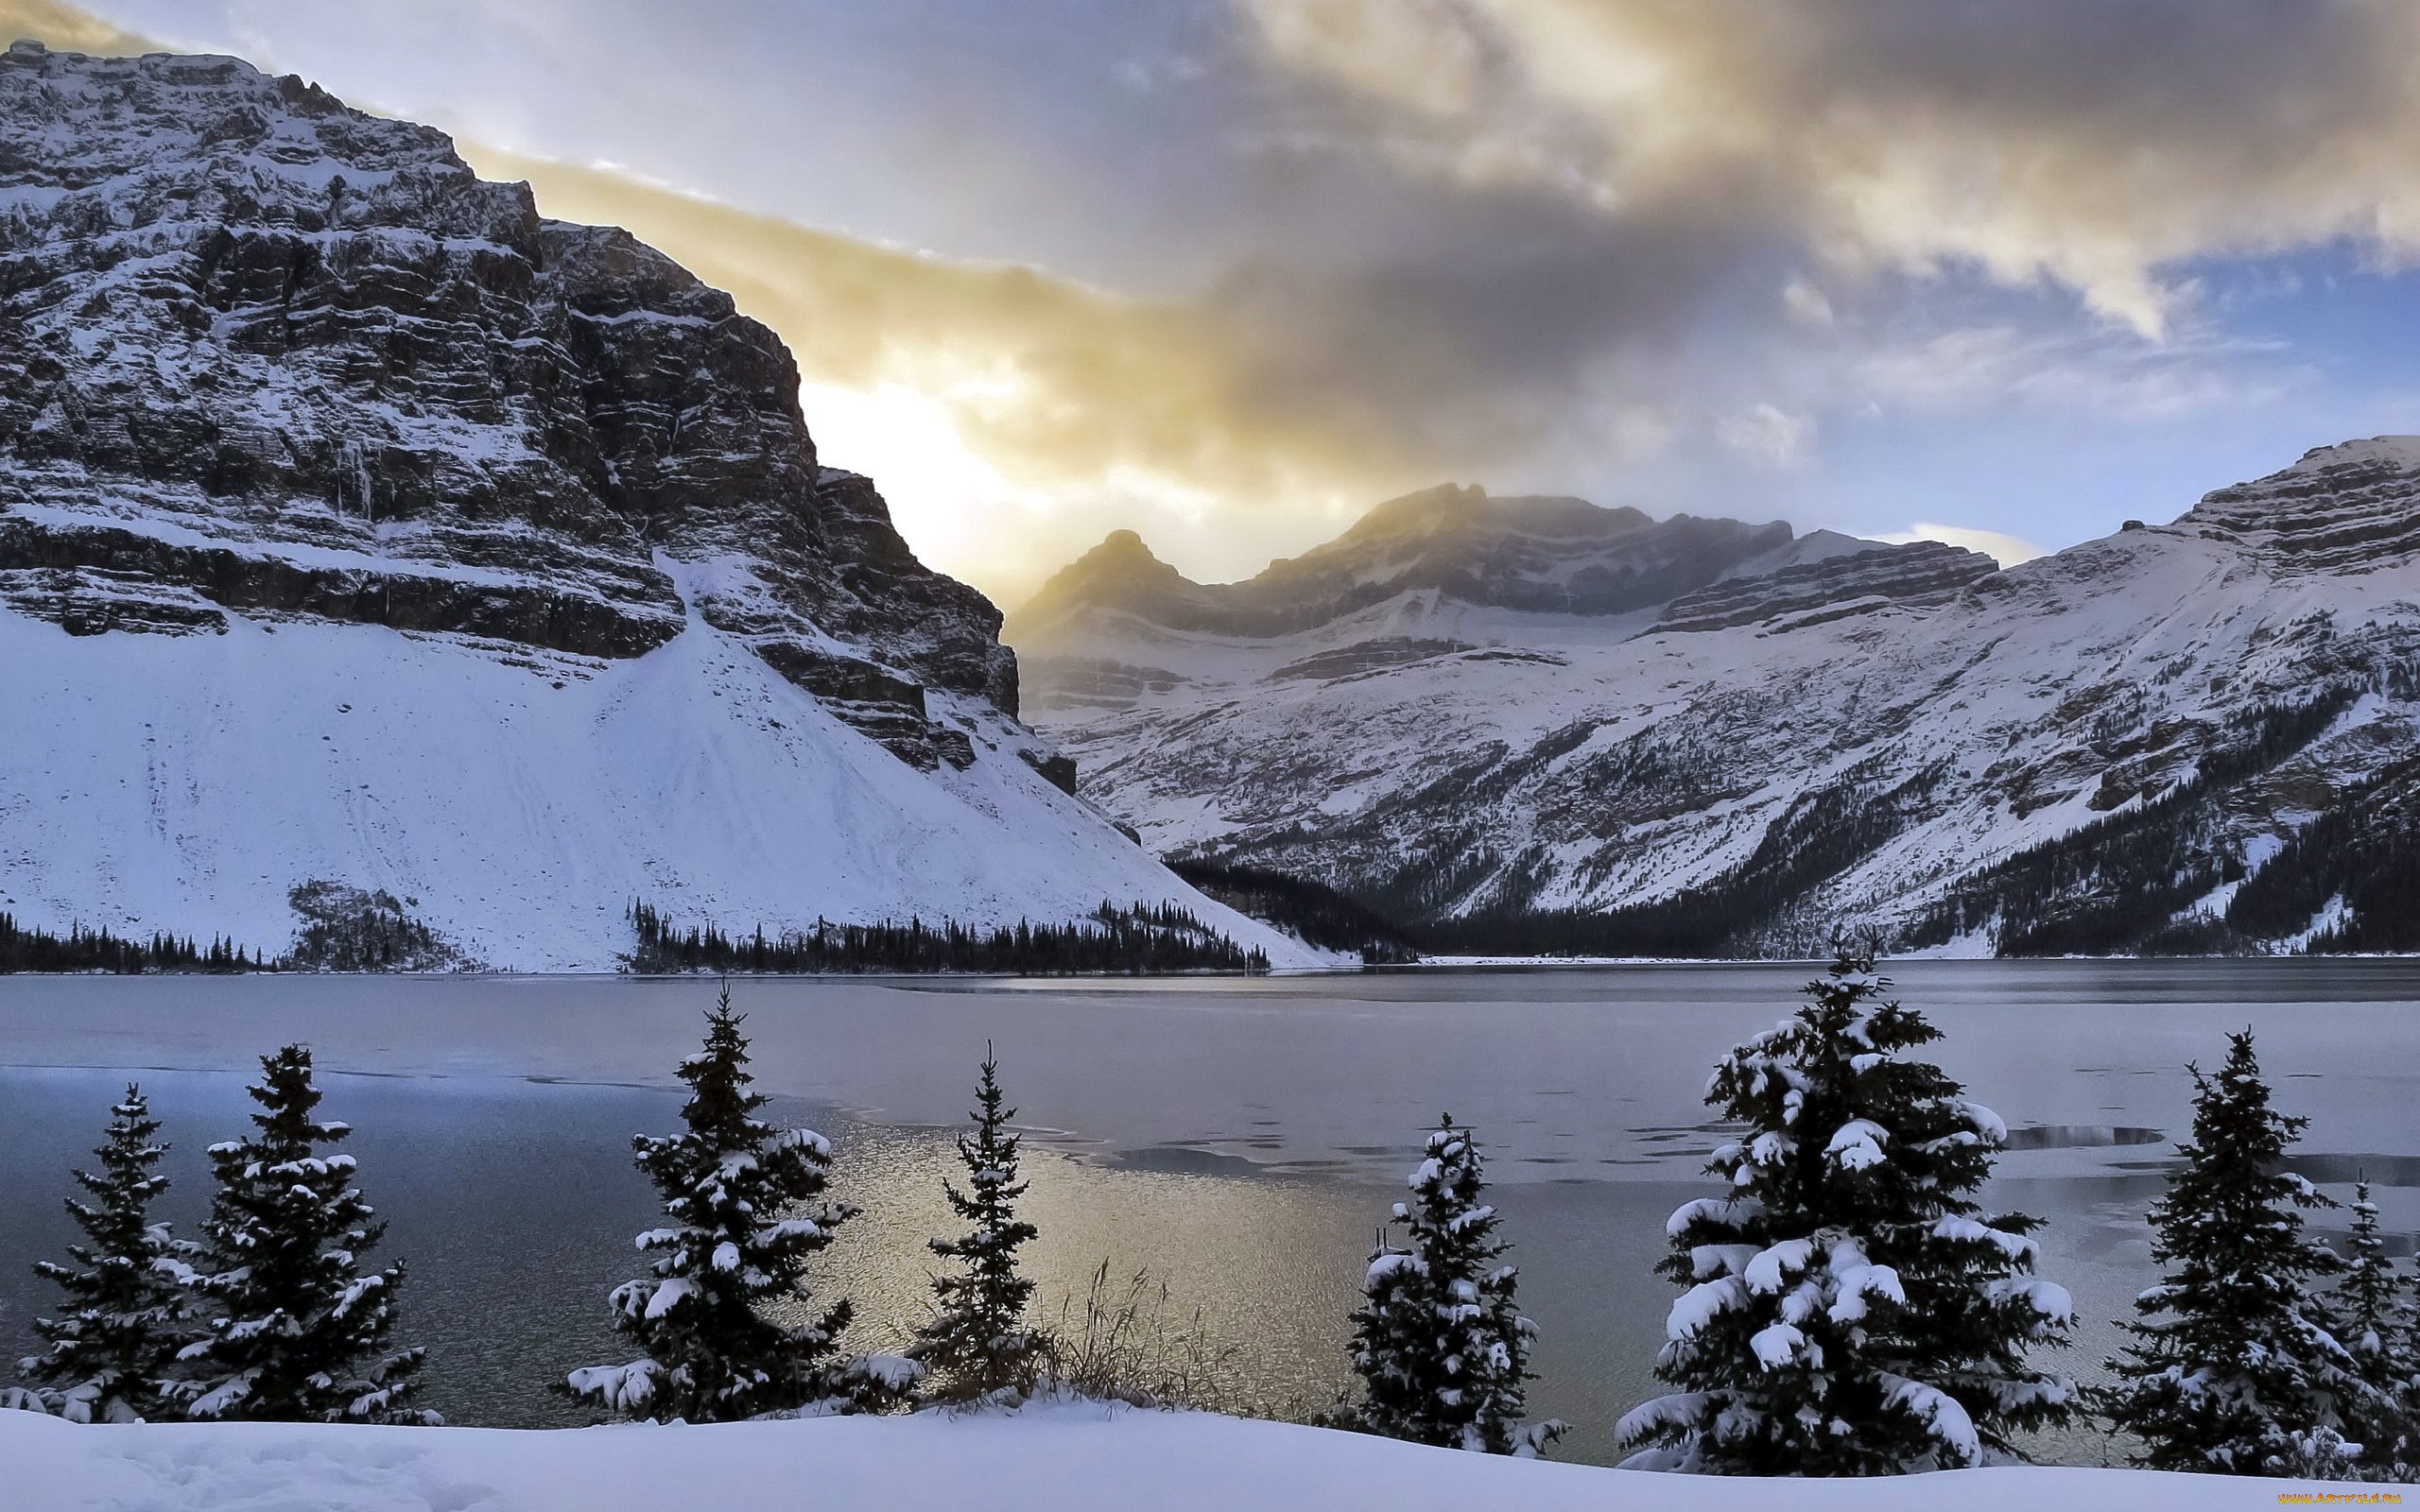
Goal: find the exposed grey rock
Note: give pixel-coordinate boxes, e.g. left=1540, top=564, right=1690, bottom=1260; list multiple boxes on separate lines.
left=0, top=563, right=228, bottom=634
left=0, top=41, right=1023, bottom=768
left=1651, top=540, right=1996, bottom=634
left=2187, top=436, right=2420, bottom=571
left=1268, top=638, right=1478, bottom=681
left=1020, top=655, right=1194, bottom=716
left=1018, top=747, right=1080, bottom=794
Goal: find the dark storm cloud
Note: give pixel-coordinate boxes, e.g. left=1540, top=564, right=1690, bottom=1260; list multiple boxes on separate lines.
left=1244, top=0, right=2420, bottom=333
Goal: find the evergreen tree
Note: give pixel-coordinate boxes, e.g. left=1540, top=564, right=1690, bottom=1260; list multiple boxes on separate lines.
left=907, top=1046, right=1042, bottom=1400
left=1619, top=936, right=2073, bottom=1474
left=2094, top=1029, right=2365, bottom=1474
left=11, top=1085, right=194, bottom=1422
left=567, top=984, right=905, bottom=1420
left=2335, top=1179, right=2417, bottom=1476
left=1341, top=1115, right=1560, bottom=1455
left=173, top=1045, right=434, bottom=1423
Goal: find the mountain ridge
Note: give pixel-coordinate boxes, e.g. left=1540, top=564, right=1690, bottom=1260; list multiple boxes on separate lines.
left=1007, top=485, right=1834, bottom=647
left=1011, top=440, right=2420, bottom=956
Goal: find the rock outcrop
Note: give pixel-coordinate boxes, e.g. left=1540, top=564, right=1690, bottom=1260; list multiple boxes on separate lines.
left=1651, top=539, right=1996, bottom=634
left=2185, top=436, right=2420, bottom=571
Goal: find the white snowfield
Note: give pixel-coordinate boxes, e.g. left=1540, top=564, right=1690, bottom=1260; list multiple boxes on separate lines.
left=0, top=578, right=1321, bottom=971
left=2, top=1404, right=2381, bottom=1512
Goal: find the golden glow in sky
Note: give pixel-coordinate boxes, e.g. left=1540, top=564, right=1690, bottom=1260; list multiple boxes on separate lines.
left=25, top=0, right=2420, bottom=607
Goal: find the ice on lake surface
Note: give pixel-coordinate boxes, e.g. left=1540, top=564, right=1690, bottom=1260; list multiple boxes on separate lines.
left=3, top=959, right=2416, bottom=1467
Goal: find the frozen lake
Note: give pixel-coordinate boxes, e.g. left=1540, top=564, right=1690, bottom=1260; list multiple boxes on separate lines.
left=4, top=960, right=2417, bottom=1466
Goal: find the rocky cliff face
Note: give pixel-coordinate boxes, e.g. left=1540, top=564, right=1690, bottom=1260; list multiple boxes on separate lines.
left=1011, top=442, right=2420, bottom=957
left=0, top=42, right=1010, bottom=768
left=1652, top=539, right=1995, bottom=634
left=0, top=43, right=1313, bottom=969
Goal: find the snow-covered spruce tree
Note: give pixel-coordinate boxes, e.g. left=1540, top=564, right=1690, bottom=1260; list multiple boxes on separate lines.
left=10, top=1085, right=195, bottom=1422
left=2095, top=1030, right=2369, bottom=1475
left=2334, top=1179, right=2417, bottom=1477
left=567, top=984, right=908, bottom=1420
left=1618, top=936, right=2073, bottom=1475
left=1341, top=1116, right=1561, bottom=1455
left=907, top=1046, right=1042, bottom=1401
left=173, top=1045, right=434, bottom=1423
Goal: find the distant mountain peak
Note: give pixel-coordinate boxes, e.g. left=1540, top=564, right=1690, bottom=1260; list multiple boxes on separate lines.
left=1002, top=527, right=1208, bottom=641
left=1085, top=528, right=1177, bottom=574
left=1354, top=481, right=1484, bottom=526
left=1340, top=483, right=1655, bottom=546
left=1010, top=484, right=1803, bottom=644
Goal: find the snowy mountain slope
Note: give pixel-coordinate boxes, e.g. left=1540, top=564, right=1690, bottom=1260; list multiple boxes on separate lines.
left=0, top=585, right=1302, bottom=971
left=1010, top=443, right=2420, bottom=956
left=0, top=42, right=1313, bottom=970
left=1006, top=490, right=1984, bottom=720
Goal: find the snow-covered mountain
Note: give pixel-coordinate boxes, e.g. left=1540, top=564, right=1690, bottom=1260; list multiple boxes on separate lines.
left=0, top=42, right=1314, bottom=970
left=1010, top=451, right=2420, bottom=956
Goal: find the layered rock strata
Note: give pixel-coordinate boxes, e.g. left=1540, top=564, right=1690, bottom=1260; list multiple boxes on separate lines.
left=0, top=41, right=1009, bottom=766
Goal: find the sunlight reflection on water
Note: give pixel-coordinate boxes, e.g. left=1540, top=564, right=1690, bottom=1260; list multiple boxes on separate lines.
left=3, top=959, right=2416, bottom=1467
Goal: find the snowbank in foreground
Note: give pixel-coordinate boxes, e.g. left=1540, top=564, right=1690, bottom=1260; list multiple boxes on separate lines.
left=4, top=1402, right=2383, bottom=1512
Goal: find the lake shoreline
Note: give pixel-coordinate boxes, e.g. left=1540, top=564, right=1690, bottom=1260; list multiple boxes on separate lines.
left=3, top=964, right=2412, bottom=1465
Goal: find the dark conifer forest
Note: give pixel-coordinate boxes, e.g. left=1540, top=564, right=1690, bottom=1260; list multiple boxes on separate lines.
left=1166, top=859, right=1420, bottom=963
left=0, top=914, right=260, bottom=974
left=626, top=901, right=1271, bottom=975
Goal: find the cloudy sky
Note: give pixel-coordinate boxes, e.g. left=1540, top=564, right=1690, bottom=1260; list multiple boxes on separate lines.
left=23, top=0, right=2420, bottom=605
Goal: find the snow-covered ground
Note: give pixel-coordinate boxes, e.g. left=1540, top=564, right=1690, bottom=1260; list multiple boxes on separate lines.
left=3, top=1403, right=2383, bottom=1512
left=0, top=603, right=1322, bottom=971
